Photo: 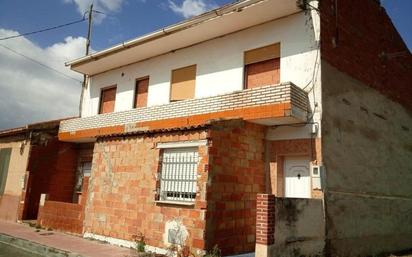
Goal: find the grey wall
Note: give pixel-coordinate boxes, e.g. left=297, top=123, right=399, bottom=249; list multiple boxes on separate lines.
left=321, top=61, right=412, bottom=256
left=269, top=198, right=325, bottom=257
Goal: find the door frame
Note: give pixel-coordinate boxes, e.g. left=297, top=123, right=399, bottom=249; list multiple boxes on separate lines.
left=283, top=155, right=311, bottom=198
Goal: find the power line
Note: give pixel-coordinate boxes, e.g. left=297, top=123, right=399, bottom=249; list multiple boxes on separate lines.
left=0, top=43, right=82, bottom=83
left=0, top=18, right=87, bottom=41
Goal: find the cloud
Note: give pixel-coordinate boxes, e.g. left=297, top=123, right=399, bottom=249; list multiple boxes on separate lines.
left=0, top=29, right=86, bottom=130
left=168, top=0, right=218, bottom=18
left=64, top=0, right=124, bottom=24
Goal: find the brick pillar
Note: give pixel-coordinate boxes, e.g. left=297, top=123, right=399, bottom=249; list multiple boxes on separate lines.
left=256, top=194, right=275, bottom=245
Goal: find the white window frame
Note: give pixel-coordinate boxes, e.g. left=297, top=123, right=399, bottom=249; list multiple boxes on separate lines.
left=157, top=142, right=202, bottom=203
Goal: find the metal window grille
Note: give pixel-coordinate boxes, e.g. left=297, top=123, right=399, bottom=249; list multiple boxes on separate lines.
left=159, top=147, right=198, bottom=202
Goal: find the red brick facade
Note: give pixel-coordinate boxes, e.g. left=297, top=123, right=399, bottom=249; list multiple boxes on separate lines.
left=245, top=58, right=280, bottom=89
left=256, top=194, right=275, bottom=245
left=84, top=128, right=209, bottom=250
left=320, top=0, right=412, bottom=111
left=37, top=177, right=90, bottom=234
left=81, top=120, right=268, bottom=255
left=206, top=120, right=266, bottom=254
left=20, top=139, right=78, bottom=220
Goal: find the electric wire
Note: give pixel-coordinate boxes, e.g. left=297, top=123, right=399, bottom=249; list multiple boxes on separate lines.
left=0, top=43, right=82, bottom=83
left=0, top=18, right=87, bottom=41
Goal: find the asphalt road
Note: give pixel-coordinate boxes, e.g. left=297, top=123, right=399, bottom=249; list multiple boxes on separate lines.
left=0, top=242, right=43, bottom=257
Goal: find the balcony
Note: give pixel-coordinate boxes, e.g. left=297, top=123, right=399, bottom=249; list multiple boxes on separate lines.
left=59, top=82, right=309, bottom=142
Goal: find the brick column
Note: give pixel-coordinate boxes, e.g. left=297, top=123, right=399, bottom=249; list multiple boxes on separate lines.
left=256, top=194, right=275, bottom=245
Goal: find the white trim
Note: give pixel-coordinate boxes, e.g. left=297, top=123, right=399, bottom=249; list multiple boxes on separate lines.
left=156, top=140, right=207, bottom=149
left=83, top=232, right=168, bottom=254
left=155, top=200, right=195, bottom=206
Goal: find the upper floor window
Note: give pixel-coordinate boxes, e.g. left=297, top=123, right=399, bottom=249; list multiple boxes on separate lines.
left=170, top=65, right=196, bottom=102
left=244, top=43, right=280, bottom=89
left=99, top=86, right=116, bottom=114
left=134, top=77, right=149, bottom=108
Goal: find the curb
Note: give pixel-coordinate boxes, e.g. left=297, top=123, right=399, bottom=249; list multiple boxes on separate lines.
left=0, top=233, right=83, bottom=257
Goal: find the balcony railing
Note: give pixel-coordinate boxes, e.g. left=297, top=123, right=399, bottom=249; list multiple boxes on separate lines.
left=59, top=82, right=308, bottom=140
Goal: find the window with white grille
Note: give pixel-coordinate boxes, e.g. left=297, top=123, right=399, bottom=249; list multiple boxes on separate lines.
left=159, top=147, right=198, bottom=202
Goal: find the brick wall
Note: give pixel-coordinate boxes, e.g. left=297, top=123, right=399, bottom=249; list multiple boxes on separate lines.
left=60, top=82, right=307, bottom=134
left=320, top=0, right=412, bottom=111
left=83, top=128, right=209, bottom=251
left=21, top=139, right=78, bottom=219
left=37, top=201, right=84, bottom=234
left=245, top=59, right=280, bottom=89
left=37, top=177, right=89, bottom=234
left=256, top=194, right=275, bottom=245
left=206, top=120, right=266, bottom=254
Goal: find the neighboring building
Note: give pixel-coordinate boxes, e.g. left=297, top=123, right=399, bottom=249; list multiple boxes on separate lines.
left=36, top=0, right=411, bottom=256
left=0, top=120, right=93, bottom=234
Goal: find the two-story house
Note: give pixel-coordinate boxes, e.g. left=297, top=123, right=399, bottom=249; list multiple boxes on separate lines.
left=35, top=0, right=411, bottom=256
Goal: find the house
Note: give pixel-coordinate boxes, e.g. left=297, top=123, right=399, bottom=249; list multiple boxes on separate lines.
left=0, top=119, right=92, bottom=231
left=10, top=0, right=410, bottom=256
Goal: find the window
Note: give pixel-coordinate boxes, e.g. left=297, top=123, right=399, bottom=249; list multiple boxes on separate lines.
left=0, top=148, right=12, bottom=195
left=81, top=162, right=92, bottom=177
left=134, top=77, right=149, bottom=108
left=99, top=86, right=117, bottom=114
left=158, top=147, right=199, bottom=202
left=244, top=43, right=280, bottom=89
left=170, top=65, right=196, bottom=102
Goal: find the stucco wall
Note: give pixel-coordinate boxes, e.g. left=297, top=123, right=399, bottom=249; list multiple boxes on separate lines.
left=83, top=11, right=321, bottom=127
left=0, top=139, right=30, bottom=221
left=271, top=198, right=324, bottom=257
left=321, top=62, right=412, bottom=256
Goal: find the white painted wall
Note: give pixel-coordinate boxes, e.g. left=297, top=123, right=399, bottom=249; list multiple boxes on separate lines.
left=82, top=11, right=322, bottom=140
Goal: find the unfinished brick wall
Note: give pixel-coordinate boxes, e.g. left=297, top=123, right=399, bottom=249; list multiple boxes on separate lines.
left=245, top=59, right=280, bottom=89
left=320, top=0, right=412, bottom=111
left=268, top=138, right=322, bottom=198
left=206, top=120, right=266, bottom=255
left=37, top=177, right=90, bottom=234
left=22, top=139, right=78, bottom=220
left=83, top=129, right=209, bottom=251
left=37, top=201, right=84, bottom=234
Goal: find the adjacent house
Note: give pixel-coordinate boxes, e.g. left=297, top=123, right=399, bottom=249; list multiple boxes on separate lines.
left=1, top=0, right=410, bottom=256
left=0, top=119, right=91, bottom=229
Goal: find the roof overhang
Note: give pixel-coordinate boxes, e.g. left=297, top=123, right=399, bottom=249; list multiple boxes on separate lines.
left=67, top=0, right=302, bottom=75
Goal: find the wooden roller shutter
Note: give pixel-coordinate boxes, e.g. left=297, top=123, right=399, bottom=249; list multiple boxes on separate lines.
left=170, top=65, right=196, bottom=102
left=244, top=43, right=280, bottom=65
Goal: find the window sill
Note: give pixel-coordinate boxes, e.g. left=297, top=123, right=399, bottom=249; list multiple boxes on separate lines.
left=155, top=200, right=195, bottom=206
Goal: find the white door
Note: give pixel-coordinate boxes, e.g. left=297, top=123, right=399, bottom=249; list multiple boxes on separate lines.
left=284, top=156, right=311, bottom=198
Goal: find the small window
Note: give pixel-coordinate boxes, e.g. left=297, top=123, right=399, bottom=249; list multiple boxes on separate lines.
left=244, top=43, right=280, bottom=89
left=134, top=77, right=149, bottom=108
left=0, top=148, right=12, bottom=195
left=99, top=86, right=116, bottom=114
left=170, top=65, right=196, bottom=102
left=159, top=147, right=198, bottom=202
left=81, top=162, right=92, bottom=177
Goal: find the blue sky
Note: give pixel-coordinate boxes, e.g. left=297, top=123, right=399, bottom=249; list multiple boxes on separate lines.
left=0, top=0, right=410, bottom=51
left=0, top=0, right=410, bottom=130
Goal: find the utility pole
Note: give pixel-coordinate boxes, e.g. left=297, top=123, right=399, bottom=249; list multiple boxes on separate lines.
left=79, top=3, right=93, bottom=117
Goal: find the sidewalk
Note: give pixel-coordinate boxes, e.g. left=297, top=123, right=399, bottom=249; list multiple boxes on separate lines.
left=0, top=220, right=131, bottom=257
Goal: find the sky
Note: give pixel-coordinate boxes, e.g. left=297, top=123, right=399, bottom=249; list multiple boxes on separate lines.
left=0, top=0, right=411, bottom=130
